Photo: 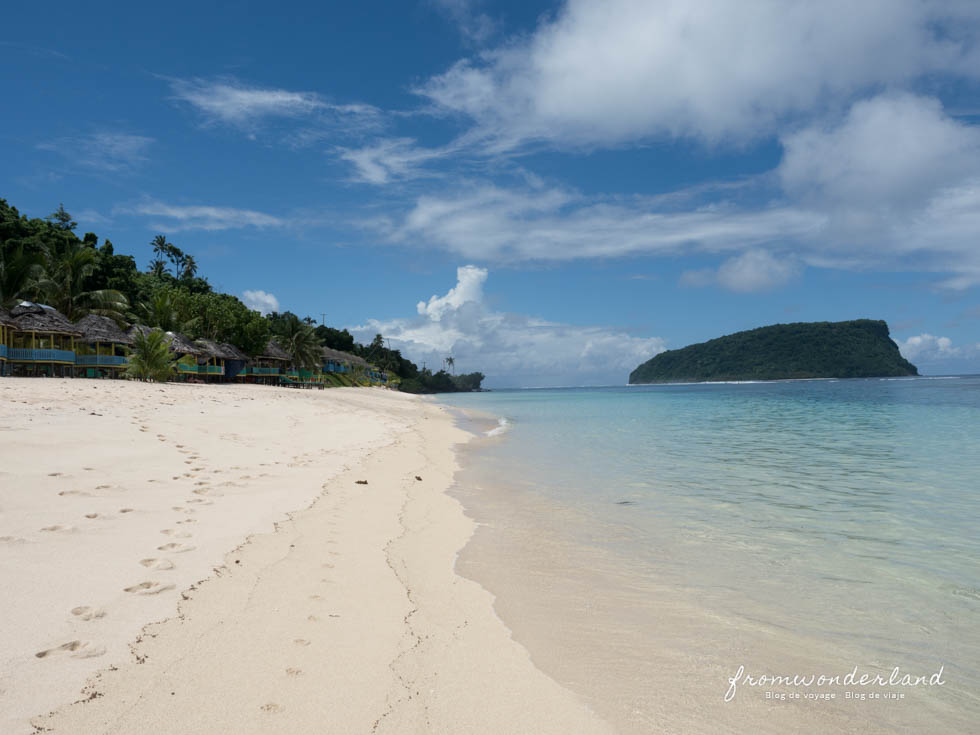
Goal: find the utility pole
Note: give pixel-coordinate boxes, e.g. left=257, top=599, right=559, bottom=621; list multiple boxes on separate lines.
left=321, top=312, right=326, bottom=326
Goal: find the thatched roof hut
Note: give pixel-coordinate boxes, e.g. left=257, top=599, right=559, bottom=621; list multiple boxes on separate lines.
left=220, top=342, right=250, bottom=362
left=322, top=346, right=370, bottom=368
left=126, top=325, right=202, bottom=356
left=0, top=308, right=14, bottom=327
left=193, top=338, right=239, bottom=361
left=75, top=314, right=133, bottom=345
left=164, top=331, right=202, bottom=356
left=8, top=302, right=81, bottom=335
left=260, top=339, right=291, bottom=363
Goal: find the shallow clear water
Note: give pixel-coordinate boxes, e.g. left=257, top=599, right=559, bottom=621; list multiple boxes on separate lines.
left=439, top=377, right=980, bottom=730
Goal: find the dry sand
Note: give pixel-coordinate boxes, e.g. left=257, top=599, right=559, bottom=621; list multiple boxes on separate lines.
left=0, top=378, right=613, bottom=734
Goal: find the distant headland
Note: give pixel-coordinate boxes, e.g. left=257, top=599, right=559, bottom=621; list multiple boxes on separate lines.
left=629, top=320, right=918, bottom=384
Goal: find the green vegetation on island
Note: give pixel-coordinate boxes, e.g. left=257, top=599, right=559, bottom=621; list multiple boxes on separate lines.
left=1, top=197, right=483, bottom=393
left=629, top=320, right=918, bottom=384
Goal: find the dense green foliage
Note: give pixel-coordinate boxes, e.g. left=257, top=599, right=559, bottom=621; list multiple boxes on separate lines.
left=629, top=320, right=918, bottom=383
left=1, top=196, right=483, bottom=391
left=125, top=330, right=176, bottom=382
left=398, top=369, right=485, bottom=394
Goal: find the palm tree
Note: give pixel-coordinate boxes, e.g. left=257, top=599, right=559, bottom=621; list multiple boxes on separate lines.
left=138, top=288, right=197, bottom=334
left=445, top=356, right=455, bottom=374
left=125, top=330, right=175, bottom=382
left=180, top=254, right=198, bottom=280
left=0, top=245, right=42, bottom=309
left=276, top=316, right=322, bottom=370
left=35, top=239, right=129, bottom=321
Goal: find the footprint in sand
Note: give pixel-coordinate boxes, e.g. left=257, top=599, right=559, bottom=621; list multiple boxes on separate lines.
left=0, top=536, right=28, bottom=544
left=140, top=558, right=176, bottom=570
left=95, top=484, right=111, bottom=490
left=40, top=525, right=74, bottom=533
left=36, top=640, right=106, bottom=659
left=186, top=499, right=206, bottom=504
left=260, top=703, right=282, bottom=713
left=285, top=668, right=303, bottom=677
left=160, top=529, right=192, bottom=538
left=71, top=606, right=106, bottom=621
left=120, top=508, right=134, bottom=514
left=158, top=542, right=196, bottom=553
left=123, top=581, right=175, bottom=595
left=176, top=519, right=197, bottom=525
left=59, top=490, right=92, bottom=497
left=84, top=513, right=102, bottom=519
left=47, top=472, right=63, bottom=477
left=293, top=639, right=310, bottom=647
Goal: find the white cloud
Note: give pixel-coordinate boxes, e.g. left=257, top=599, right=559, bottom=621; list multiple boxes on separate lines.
left=418, top=0, right=980, bottom=149
left=387, top=183, right=823, bottom=261
left=897, top=334, right=960, bottom=362
left=122, top=199, right=283, bottom=232
left=170, top=77, right=381, bottom=132
left=430, top=0, right=497, bottom=43
left=780, top=94, right=980, bottom=211
left=242, top=290, right=280, bottom=315
left=338, top=138, right=454, bottom=184
left=417, top=265, right=487, bottom=320
left=37, top=132, right=154, bottom=172
left=681, top=250, right=800, bottom=292
left=353, top=265, right=665, bottom=386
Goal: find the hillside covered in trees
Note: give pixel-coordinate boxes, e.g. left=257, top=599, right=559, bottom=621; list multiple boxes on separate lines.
left=629, top=320, right=918, bottom=384
left=0, top=197, right=482, bottom=393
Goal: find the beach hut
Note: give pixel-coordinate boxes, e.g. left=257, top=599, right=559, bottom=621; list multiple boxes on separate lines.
left=220, top=342, right=250, bottom=380
left=5, top=302, right=81, bottom=377
left=165, top=332, right=204, bottom=378
left=128, top=326, right=203, bottom=378
left=242, top=338, right=289, bottom=384
left=0, top=309, right=13, bottom=376
left=74, top=314, right=133, bottom=378
left=321, top=347, right=371, bottom=375
left=192, top=338, right=245, bottom=381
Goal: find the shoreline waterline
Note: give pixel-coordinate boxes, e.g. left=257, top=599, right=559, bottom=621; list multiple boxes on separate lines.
left=439, top=379, right=980, bottom=733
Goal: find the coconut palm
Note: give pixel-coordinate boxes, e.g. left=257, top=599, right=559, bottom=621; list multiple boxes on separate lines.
left=276, top=316, right=323, bottom=370
left=125, top=329, right=176, bottom=382
left=138, top=288, right=198, bottom=334
left=35, top=239, right=129, bottom=321
left=445, top=356, right=455, bottom=375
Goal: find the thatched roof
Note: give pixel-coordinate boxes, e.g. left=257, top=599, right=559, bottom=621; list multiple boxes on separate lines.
left=75, top=314, right=133, bottom=345
left=126, top=325, right=201, bottom=355
left=0, top=308, right=14, bottom=327
left=165, top=332, right=202, bottom=356
left=322, top=346, right=370, bottom=368
left=260, top=339, right=291, bottom=362
left=193, top=338, right=240, bottom=361
left=8, top=302, right=81, bottom=336
left=220, top=342, right=250, bottom=361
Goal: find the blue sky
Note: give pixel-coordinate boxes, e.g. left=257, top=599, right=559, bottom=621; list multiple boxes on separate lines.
left=3, top=1, right=980, bottom=386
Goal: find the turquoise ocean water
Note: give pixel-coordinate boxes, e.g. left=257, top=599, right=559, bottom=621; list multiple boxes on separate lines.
left=438, top=376, right=980, bottom=732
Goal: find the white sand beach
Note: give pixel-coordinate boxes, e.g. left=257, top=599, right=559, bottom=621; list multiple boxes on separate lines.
left=0, top=379, right=612, bottom=734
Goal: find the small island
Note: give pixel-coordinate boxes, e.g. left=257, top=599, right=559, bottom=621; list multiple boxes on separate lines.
left=629, top=319, right=918, bottom=384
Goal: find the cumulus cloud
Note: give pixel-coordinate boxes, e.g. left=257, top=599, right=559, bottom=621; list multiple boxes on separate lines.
left=417, top=0, right=980, bottom=149
left=121, top=199, right=283, bottom=232
left=681, top=250, right=799, bottom=292
left=242, top=290, right=280, bottom=315
left=897, top=334, right=961, bottom=362
left=366, top=90, right=980, bottom=289
left=37, top=132, right=154, bottom=172
left=353, top=266, right=666, bottom=386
